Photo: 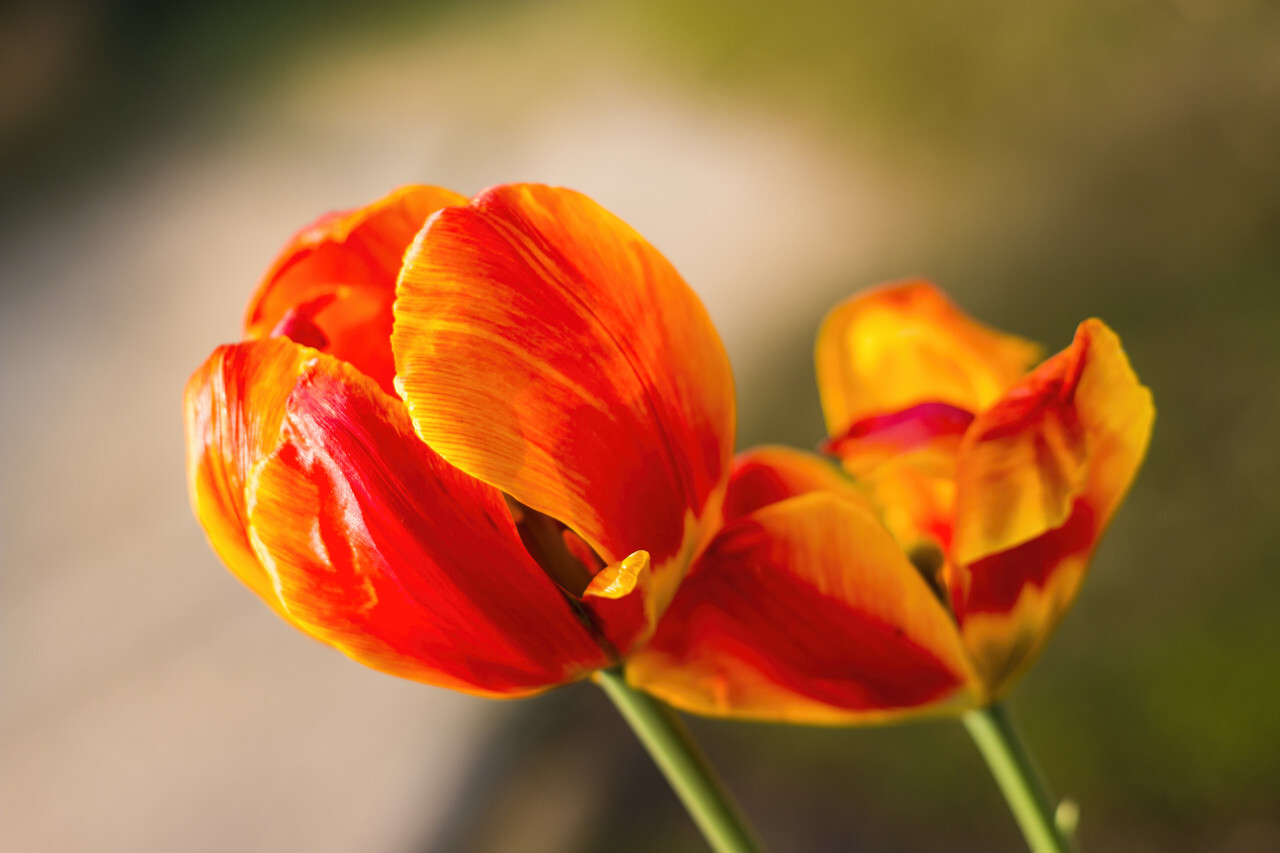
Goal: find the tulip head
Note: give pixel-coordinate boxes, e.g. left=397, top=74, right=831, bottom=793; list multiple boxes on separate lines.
left=185, top=184, right=735, bottom=696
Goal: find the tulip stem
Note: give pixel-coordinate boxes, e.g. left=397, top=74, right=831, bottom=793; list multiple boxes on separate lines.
left=596, top=666, right=765, bottom=853
left=963, top=701, right=1076, bottom=853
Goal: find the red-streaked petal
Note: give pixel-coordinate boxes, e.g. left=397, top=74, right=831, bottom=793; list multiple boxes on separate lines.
left=824, top=402, right=975, bottom=478
left=244, top=185, right=466, bottom=393
left=952, top=319, right=1138, bottom=563
left=948, top=319, right=1154, bottom=693
left=184, top=338, right=311, bottom=619
left=815, top=280, right=1042, bottom=436
left=822, top=401, right=972, bottom=554
left=627, top=493, right=978, bottom=723
left=246, top=353, right=611, bottom=696
left=392, top=183, right=735, bottom=612
left=723, top=445, right=873, bottom=522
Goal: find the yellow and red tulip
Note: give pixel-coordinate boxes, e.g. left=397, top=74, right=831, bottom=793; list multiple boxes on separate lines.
left=629, top=281, right=1153, bottom=722
left=185, top=183, right=736, bottom=697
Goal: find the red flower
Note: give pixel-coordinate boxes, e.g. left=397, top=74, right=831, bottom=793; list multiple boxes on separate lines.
left=628, top=281, right=1154, bottom=722
left=185, top=184, right=735, bottom=696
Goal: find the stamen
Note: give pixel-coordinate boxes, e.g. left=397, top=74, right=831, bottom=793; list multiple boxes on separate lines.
left=584, top=551, right=649, bottom=600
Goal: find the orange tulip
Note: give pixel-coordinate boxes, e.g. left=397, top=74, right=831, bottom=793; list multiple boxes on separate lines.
left=185, top=183, right=736, bottom=697
left=629, top=281, right=1153, bottom=723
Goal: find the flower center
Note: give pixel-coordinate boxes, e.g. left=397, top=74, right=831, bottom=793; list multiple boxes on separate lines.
left=907, top=539, right=950, bottom=610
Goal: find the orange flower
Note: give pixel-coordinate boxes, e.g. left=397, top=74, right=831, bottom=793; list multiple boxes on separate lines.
left=185, top=184, right=736, bottom=697
left=629, top=281, right=1153, bottom=722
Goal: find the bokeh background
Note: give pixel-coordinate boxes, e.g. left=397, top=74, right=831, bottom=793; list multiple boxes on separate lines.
left=3, top=1, right=1278, bottom=851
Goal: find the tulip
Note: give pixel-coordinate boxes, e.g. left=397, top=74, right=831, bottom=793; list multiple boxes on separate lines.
left=185, top=183, right=761, bottom=851
left=628, top=281, right=1153, bottom=851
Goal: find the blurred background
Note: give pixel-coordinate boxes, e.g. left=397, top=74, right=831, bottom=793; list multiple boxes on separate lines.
left=2, top=0, right=1277, bottom=850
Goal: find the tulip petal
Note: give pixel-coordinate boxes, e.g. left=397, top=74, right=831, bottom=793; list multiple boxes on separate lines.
left=392, top=184, right=735, bottom=612
left=815, top=280, right=1041, bottom=436
left=184, top=338, right=312, bottom=620
left=949, top=320, right=1154, bottom=693
left=723, top=445, right=873, bottom=522
left=244, top=185, right=466, bottom=393
left=243, top=351, right=612, bottom=695
left=628, top=493, right=977, bottom=723
left=824, top=402, right=974, bottom=553
left=824, top=402, right=974, bottom=478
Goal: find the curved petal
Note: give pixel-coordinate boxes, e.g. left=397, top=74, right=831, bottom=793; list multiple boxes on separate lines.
left=824, top=402, right=974, bottom=478
left=815, top=280, right=1041, bottom=436
left=628, top=493, right=978, bottom=724
left=723, top=445, right=873, bottom=522
left=245, top=351, right=612, bottom=695
left=244, top=185, right=466, bottom=393
left=948, top=320, right=1154, bottom=693
left=184, top=338, right=312, bottom=620
left=392, top=183, right=735, bottom=612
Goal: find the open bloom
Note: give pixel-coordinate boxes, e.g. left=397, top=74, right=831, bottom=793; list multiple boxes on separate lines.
left=185, top=183, right=735, bottom=696
left=628, top=281, right=1153, bottom=722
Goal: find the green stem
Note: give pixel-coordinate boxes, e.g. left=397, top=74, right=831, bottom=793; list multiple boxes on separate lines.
left=963, top=701, right=1076, bottom=853
left=596, top=666, right=765, bottom=853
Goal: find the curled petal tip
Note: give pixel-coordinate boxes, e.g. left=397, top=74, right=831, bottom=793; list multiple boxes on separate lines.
left=244, top=185, right=466, bottom=393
